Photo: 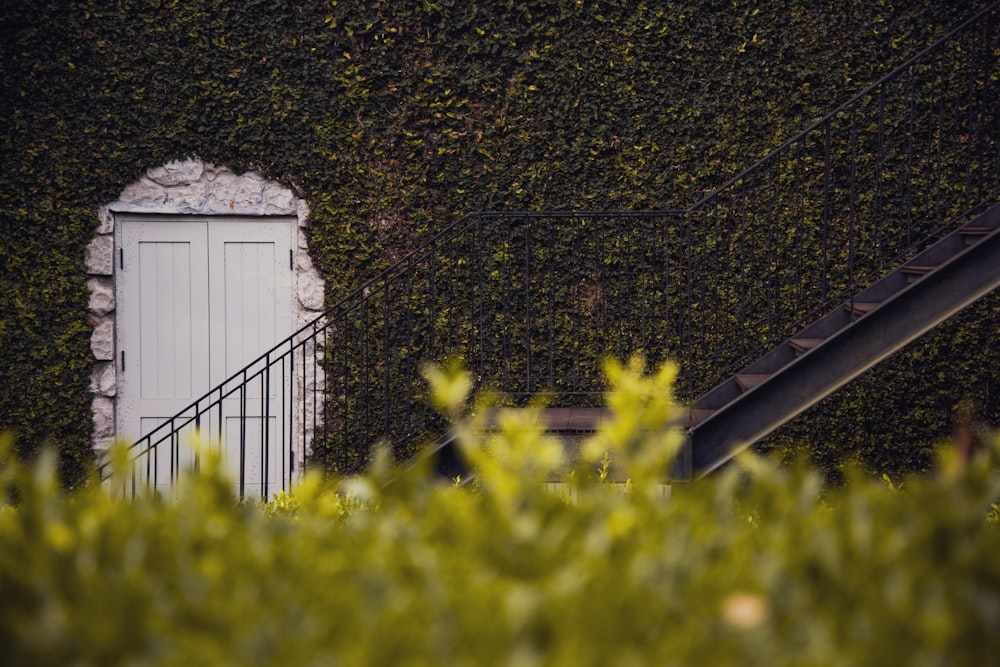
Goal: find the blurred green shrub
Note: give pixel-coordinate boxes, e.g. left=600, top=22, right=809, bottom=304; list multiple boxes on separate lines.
left=2, top=358, right=999, bottom=665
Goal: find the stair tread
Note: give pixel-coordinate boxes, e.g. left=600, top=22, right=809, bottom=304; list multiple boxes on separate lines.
left=901, top=264, right=936, bottom=274
left=845, top=301, right=880, bottom=315
left=789, top=337, right=825, bottom=353
left=735, top=373, right=770, bottom=392
left=682, top=408, right=716, bottom=428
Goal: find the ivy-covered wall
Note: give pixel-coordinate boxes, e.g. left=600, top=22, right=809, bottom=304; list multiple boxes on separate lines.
left=1, top=0, right=996, bottom=484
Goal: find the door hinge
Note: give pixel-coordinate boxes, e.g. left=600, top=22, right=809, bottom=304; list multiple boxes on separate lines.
left=289, top=249, right=293, bottom=271
left=119, top=248, right=124, bottom=270
left=120, top=351, right=125, bottom=372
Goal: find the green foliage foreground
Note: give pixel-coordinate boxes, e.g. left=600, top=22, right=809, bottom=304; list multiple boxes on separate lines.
left=2, top=359, right=1000, bottom=666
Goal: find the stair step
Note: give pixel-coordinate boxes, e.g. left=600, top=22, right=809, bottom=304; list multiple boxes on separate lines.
left=789, top=338, right=825, bottom=355
left=683, top=408, right=716, bottom=428
left=901, top=264, right=936, bottom=283
left=901, top=264, right=935, bottom=275
left=845, top=301, right=880, bottom=316
left=960, top=226, right=992, bottom=245
left=735, top=373, right=770, bottom=392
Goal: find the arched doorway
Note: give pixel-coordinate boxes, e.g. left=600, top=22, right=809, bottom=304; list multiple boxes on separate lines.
left=86, top=159, right=325, bottom=493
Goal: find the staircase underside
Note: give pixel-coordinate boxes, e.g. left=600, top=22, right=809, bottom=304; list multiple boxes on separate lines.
left=428, top=203, right=1000, bottom=483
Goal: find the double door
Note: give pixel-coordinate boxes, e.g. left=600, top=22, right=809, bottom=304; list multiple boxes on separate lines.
left=116, top=215, right=295, bottom=496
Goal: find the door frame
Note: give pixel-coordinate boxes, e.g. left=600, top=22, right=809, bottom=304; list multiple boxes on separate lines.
left=114, top=213, right=297, bottom=494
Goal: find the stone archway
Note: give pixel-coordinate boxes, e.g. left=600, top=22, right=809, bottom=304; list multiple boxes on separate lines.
left=85, top=159, right=326, bottom=468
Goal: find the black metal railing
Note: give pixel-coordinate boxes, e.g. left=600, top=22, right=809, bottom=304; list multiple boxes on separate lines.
left=108, top=2, right=999, bottom=496
left=312, top=210, right=688, bottom=474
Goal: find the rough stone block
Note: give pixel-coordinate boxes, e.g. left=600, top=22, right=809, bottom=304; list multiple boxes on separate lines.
left=92, top=395, right=115, bottom=439
left=263, top=184, right=297, bottom=215
left=297, top=268, right=326, bottom=311
left=96, top=206, right=114, bottom=234
left=148, top=159, right=204, bottom=187
left=297, top=199, right=310, bottom=226
left=91, top=318, right=115, bottom=361
left=87, top=277, right=115, bottom=316
left=119, top=178, right=168, bottom=207
left=90, top=361, right=117, bottom=397
left=165, top=181, right=209, bottom=214
left=206, top=172, right=265, bottom=213
left=85, top=234, right=114, bottom=276
left=295, top=250, right=314, bottom=272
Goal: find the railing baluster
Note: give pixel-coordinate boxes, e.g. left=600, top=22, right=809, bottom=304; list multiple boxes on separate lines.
left=282, top=351, right=288, bottom=490
left=263, top=359, right=270, bottom=500
left=849, top=104, right=858, bottom=306
left=876, top=85, right=885, bottom=266
left=216, top=385, right=223, bottom=462
left=383, top=281, right=390, bottom=442
left=239, top=376, right=246, bottom=498
left=822, top=120, right=832, bottom=303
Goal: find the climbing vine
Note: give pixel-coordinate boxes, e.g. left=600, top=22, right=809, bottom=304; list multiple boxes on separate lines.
left=0, top=0, right=995, bottom=483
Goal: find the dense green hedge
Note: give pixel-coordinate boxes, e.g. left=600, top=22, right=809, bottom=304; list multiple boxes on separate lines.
left=3, top=363, right=1000, bottom=664
left=1, top=0, right=996, bottom=483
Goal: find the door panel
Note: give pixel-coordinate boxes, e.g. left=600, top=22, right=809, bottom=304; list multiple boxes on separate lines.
left=138, top=241, right=197, bottom=399
left=211, top=220, right=293, bottom=495
left=120, top=221, right=211, bottom=438
left=211, top=220, right=293, bottom=398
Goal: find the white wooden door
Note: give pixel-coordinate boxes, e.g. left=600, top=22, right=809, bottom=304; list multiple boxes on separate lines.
left=117, top=215, right=295, bottom=496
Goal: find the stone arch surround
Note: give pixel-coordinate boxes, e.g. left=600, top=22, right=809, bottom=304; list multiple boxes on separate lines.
left=85, top=159, right=326, bottom=456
